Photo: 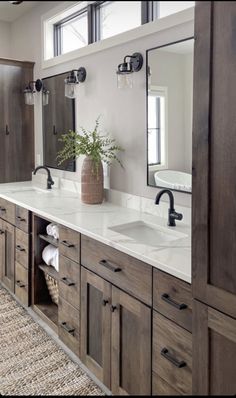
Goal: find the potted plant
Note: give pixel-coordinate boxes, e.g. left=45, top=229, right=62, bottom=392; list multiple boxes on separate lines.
left=57, top=117, right=123, bottom=204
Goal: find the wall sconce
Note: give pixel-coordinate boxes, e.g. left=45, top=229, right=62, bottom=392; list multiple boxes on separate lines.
left=24, top=79, right=43, bottom=105
left=64, top=67, right=86, bottom=99
left=116, top=52, right=143, bottom=89
left=42, top=87, right=50, bottom=106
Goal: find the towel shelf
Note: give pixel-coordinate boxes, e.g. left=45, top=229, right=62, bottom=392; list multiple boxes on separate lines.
left=38, top=234, right=59, bottom=247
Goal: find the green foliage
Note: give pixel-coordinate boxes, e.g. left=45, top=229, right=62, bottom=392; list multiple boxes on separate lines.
left=57, top=117, right=124, bottom=171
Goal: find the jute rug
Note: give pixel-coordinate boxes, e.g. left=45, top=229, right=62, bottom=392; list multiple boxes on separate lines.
left=0, top=286, right=104, bottom=396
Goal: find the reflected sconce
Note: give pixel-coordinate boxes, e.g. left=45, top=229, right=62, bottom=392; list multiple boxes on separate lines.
left=24, top=79, right=45, bottom=105
left=116, top=52, right=143, bottom=89
left=64, top=67, right=87, bottom=99
left=42, top=87, right=50, bottom=106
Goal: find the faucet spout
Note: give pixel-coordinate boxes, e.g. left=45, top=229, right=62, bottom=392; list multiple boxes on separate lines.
left=155, top=189, right=183, bottom=227
left=33, top=166, right=54, bottom=190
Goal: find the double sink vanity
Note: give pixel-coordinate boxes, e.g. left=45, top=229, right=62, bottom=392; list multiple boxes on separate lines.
left=0, top=181, right=191, bottom=396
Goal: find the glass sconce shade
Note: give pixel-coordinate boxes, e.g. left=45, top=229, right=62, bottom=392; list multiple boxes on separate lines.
left=117, top=72, right=133, bottom=89
left=42, top=89, right=49, bottom=106
left=64, top=67, right=86, bottom=99
left=24, top=88, right=35, bottom=105
left=116, top=52, right=143, bottom=89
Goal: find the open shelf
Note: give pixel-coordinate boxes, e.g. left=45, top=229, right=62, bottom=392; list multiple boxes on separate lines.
left=33, top=302, right=58, bottom=332
left=38, top=234, right=59, bottom=248
left=38, top=264, right=59, bottom=281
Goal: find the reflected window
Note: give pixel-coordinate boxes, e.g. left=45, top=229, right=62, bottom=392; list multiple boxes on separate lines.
left=148, top=88, right=167, bottom=167
left=157, top=1, right=195, bottom=19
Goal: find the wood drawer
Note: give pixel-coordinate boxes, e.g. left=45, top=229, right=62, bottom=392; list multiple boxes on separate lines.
left=81, top=235, right=152, bottom=306
left=153, top=311, right=192, bottom=395
left=59, top=255, right=80, bottom=310
left=15, top=261, right=29, bottom=306
left=58, top=297, right=80, bottom=356
left=0, top=198, right=15, bottom=225
left=59, top=226, right=80, bottom=263
left=153, top=269, right=192, bottom=332
left=15, top=228, right=29, bottom=269
left=15, top=206, right=30, bottom=233
left=152, top=373, right=180, bottom=396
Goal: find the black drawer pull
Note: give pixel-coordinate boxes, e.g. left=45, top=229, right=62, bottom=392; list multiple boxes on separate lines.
left=161, top=293, right=187, bottom=310
left=0, top=207, right=6, bottom=212
left=16, top=245, right=25, bottom=252
left=61, top=277, right=75, bottom=286
left=61, top=322, right=75, bottom=335
left=16, top=280, right=25, bottom=288
left=161, top=348, right=186, bottom=368
left=111, top=305, right=117, bottom=312
left=60, top=240, right=75, bottom=248
left=99, top=259, right=121, bottom=273
left=102, top=299, right=109, bottom=306
left=5, top=124, right=10, bottom=135
left=16, top=216, right=26, bottom=222
left=0, top=230, right=4, bottom=235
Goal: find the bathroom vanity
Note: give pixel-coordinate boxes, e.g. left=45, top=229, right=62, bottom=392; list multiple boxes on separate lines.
left=0, top=182, right=191, bottom=396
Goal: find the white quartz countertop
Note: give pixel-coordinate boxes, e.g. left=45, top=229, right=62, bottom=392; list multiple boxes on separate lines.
left=0, top=182, right=191, bottom=283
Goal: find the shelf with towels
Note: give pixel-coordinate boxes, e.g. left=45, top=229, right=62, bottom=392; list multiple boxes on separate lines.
left=38, top=234, right=59, bottom=247
left=38, top=263, right=59, bottom=281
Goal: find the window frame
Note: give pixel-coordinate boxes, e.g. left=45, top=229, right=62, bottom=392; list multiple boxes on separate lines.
left=54, top=1, right=158, bottom=56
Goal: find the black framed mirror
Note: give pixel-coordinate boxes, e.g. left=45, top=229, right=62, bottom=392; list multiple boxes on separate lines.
left=146, top=37, right=194, bottom=193
left=42, top=71, right=76, bottom=172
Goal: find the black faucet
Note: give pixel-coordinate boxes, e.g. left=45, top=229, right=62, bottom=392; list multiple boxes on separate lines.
left=33, top=166, right=54, bottom=190
left=155, top=189, right=183, bottom=227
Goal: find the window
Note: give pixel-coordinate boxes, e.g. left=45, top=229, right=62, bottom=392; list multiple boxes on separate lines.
left=148, top=88, right=167, bottom=167
left=95, top=1, right=142, bottom=41
left=157, top=1, right=195, bottom=19
left=54, top=9, right=88, bottom=56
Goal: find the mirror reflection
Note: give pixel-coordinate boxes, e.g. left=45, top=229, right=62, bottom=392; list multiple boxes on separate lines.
left=42, top=72, right=76, bottom=172
left=147, top=38, right=194, bottom=193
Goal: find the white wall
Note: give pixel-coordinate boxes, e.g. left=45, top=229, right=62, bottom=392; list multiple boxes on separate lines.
left=10, top=1, right=193, bottom=206
left=0, top=21, right=11, bottom=58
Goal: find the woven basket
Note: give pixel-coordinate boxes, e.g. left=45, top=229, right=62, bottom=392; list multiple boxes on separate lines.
left=44, top=273, right=58, bottom=305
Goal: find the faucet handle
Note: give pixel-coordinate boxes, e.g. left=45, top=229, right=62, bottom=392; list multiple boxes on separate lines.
left=172, top=211, right=183, bottom=221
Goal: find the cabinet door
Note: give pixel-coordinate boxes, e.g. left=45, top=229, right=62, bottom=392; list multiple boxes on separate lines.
left=192, top=1, right=236, bottom=317
left=111, top=286, right=151, bottom=395
left=1, top=221, right=15, bottom=292
left=80, top=267, right=111, bottom=389
left=0, top=219, right=5, bottom=281
left=193, top=300, right=236, bottom=395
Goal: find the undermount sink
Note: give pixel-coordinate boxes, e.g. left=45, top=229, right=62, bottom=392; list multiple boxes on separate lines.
left=109, top=221, right=187, bottom=247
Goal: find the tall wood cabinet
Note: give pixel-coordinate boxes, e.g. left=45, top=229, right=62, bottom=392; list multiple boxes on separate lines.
left=192, top=1, right=236, bottom=394
left=0, top=58, right=34, bottom=183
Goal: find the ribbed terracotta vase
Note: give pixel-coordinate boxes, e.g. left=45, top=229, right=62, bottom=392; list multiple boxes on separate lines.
left=81, top=156, right=104, bottom=204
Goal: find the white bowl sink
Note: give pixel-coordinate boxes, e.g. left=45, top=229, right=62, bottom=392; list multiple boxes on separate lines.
left=109, top=221, right=187, bottom=247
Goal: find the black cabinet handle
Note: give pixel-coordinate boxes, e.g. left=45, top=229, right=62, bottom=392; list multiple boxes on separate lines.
left=60, top=240, right=75, bottom=248
left=16, top=216, right=26, bottom=222
left=60, top=277, right=75, bottom=287
left=5, top=124, right=10, bottom=135
left=102, top=299, right=109, bottom=306
left=161, top=293, right=187, bottom=310
left=99, top=259, right=121, bottom=273
left=161, top=348, right=186, bottom=368
left=0, top=207, right=6, bottom=212
left=16, top=280, right=25, bottom=288
left=111, top=305, right=117, bottom=312
left=53, top=125, right=57, bottom=135
left=61, top=322, right=75, bottom=335
left=16, top=245, right=25, bottom=252
left=0, top=230, right=4, bottom=235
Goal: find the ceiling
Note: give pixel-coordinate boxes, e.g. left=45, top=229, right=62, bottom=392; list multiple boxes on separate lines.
left=0, top=1, right=40, bottom=22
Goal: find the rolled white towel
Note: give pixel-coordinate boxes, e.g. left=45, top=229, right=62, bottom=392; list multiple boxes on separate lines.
left=42, top=244, right=59, bottom=271
left=46, top=223, right=59, bottom=240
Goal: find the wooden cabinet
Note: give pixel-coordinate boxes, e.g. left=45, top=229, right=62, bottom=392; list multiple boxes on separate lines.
left=193, top=300, right=236, bottom=395
left=0, top=59, right=34, bottom=183
left=14, top=227, right=30, bottom=306
left=0, top=220, right=15, bottom=292
left=80, top=267, right=151, bottom=395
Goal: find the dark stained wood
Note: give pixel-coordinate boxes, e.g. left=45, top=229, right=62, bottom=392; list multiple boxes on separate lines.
left=1, top=220, right=15, bottom=292
left=0, top=198, right=15, bottom=225
left=42, top=72, right=75, bottom=172
left=153, top=311, right=192, bottom=395
left=39, top=234, right=59, bottom=247
left=15, top=206, right=30, bottom=233
left=193, top=300, right=236, bottom=395
left=59, top=226, right=80, bottom=263
left=81, top=234, right=152, bottom=306
left=111, top=286, right=151, bottom=396
left=15, top=228, right=30, bottom=269
left=80, top=267, right=111, bottom=389
left=0, top=219, right=4, bottom=282
left=153, top=269, right=192, bottom=332
left=15, top=261, right=29, bottom=306
left=0, top=60, right=34, bottom=183
left=59, top=255, right=80, bottom=310
left=38, top=264, right=59, bottom=281
left=152, top=373, right=180, bottom=396
left=192, top=2, right=236, bottom=317
left=58, top=297, right=80, bottom=356
left=33, top=303, right=58, bottom=333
